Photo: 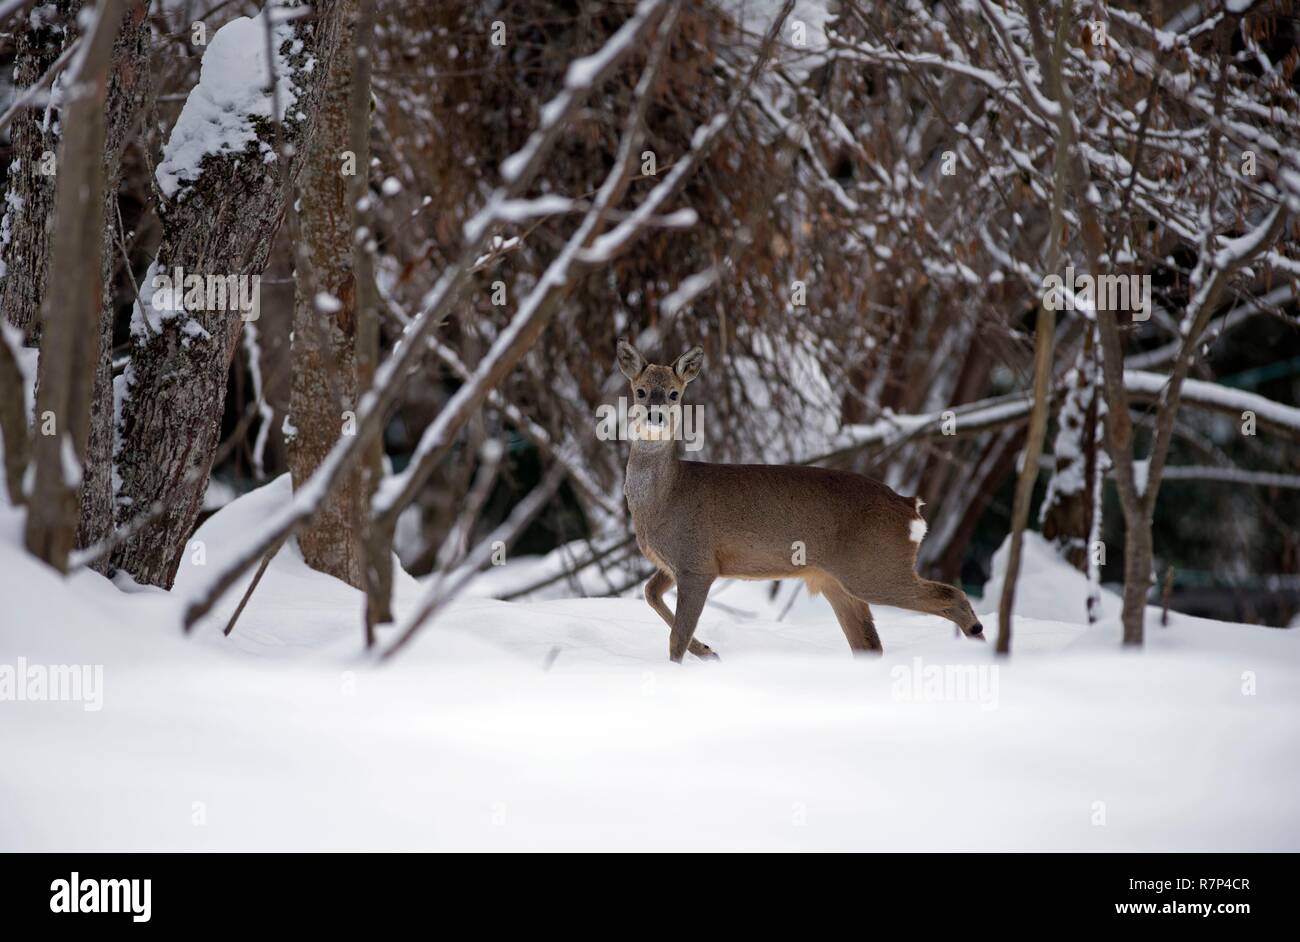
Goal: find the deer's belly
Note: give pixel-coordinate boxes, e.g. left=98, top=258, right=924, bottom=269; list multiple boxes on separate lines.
left=714, top=544, right=808, bottom=581
left=633, top=518, right=814, bottom=580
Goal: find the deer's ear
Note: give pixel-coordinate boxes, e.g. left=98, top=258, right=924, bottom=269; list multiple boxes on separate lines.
left=673, top=345, right=704, bottom=383
left=616, top=337, right=645, bottom=380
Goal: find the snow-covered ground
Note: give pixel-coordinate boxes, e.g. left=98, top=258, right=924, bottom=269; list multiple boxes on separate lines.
left=2, top=476, right=1297, bottom=851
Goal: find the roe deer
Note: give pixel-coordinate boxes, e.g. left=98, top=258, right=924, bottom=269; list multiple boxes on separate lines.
left=615, top=337, right=984, bottom=662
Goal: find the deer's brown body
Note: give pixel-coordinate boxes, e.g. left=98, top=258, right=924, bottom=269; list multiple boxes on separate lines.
left=617, top=338, right=984, bottom=662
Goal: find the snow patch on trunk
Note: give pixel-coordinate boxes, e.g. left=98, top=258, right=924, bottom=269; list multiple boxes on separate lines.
left=155, top=9, right=302, bottom=199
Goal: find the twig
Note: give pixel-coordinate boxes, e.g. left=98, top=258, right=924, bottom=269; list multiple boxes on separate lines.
left=381, top=464, right=568, bottom=661
left=0, top=36, right=81, bottom=136
left=223, top=538, right=285, bottom=637
left=431, top=438, right=506, bottom=572
left=498, top=535, right=636, bottom=601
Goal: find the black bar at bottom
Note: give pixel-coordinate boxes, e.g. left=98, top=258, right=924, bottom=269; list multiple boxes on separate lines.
left=0, top=852, right=1287, bottom=929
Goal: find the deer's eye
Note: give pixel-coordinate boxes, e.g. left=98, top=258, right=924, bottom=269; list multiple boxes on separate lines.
left=669, top=391, right=679, bottom=401
left=635, top=388, right=646, bottom=399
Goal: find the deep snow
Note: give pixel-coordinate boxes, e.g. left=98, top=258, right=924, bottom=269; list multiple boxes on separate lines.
left=1, top=476, right=1297, bottom=851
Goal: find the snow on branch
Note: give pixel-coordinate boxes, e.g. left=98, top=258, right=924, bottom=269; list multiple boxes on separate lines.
left=827, top=368, right=1300, bottom=456
left=1126, top=286, right=1295, bottom=370
left=826, top=37, right=1054, bottom=136
left=419, top=326, right=622, bottom=519
left=370, top=4, right=688, bottom=527
left=491, top=0, right=667, bottom=198
left=577, top=0, right=796, bottom=265
left=831, top=394, right=1033, bottom=453
left=1212, top=204, right=1289, bottom=271
left=381, top=463, right=569, bottom=661
left=1125, top=370, right=1300, bottom=442
left=0, top=36, right=81, bottom=136
left=1155, top=467, right=1300, bottom=489
left=974, top=0, right=1062, bottom=122
left=178, top=0, right=672, bottom=631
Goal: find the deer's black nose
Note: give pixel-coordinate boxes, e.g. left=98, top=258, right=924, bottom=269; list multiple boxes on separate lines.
left=970, top=622, right=984, bottom=636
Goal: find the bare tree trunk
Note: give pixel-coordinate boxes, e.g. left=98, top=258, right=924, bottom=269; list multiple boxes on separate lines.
left=1081, top=377, right=1105, bottom=624
left=289, top=0, right=365, bottom=589
left=0, top=0, right=82, bottom=339
left=78, top=0, right=154, bottom=570
left=0, top=327, right=29, bottom=504
left=1094, top=305, right=1148, bottom=644
left=996, top=302, right=1055, bottom=654
left=1040, top=330, right=1103, bottom=572
left=347, top=0, right=392, bottom=644
left=24, top=0, right=127, bottom=570
left=112, top=0, right=352, bottom=587
left=996, top=0, right=1071, bottom=655
left=1087, top=27, right=1288, bottom=644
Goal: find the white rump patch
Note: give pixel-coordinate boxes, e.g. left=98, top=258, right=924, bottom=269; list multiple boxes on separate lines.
left=910, top=497, right=927, bottom=543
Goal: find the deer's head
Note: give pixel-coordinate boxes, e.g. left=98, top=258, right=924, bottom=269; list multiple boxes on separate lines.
left=616, top=337, right=703, bottom=444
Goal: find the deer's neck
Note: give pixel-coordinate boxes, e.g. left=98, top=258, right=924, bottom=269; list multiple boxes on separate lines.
left=625, top=440, right=679, bottom=515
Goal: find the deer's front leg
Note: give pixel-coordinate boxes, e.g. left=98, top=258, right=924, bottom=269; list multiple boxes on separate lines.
left=668, top=573, right=714, bottom=663
left=646, top=570, right=719, bottom=660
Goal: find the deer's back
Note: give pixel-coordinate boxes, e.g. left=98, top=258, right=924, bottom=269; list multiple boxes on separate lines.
left=635, top=458, right=919, bottom=579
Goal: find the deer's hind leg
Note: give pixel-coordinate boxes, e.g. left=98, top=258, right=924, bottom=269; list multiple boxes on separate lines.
left=823, top=580, right=883, bottom=655
left=645, top=569, right=719, bottom=660
left=832, top=568, right=984, bottom=640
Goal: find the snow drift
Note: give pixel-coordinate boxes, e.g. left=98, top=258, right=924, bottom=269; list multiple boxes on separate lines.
left=1, top=477, right=1297, bottom=851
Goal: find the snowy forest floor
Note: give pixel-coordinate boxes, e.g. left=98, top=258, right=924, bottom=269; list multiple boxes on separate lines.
left=2, top=475, right=1297, bottom=851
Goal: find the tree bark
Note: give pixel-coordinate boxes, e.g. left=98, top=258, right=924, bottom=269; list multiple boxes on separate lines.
left=112, top=0, right=352, bottom=587
left=78, top=0, right=154, bottom=569
left=0, top=327, right=29, bottom=504
left=1040, top=331, right=1103, bottom=571
left=24, top=0, right=127, bottom=570
left=996, top=301, right=1055, bottom=654
left=0, top=0, right=82, bottom=339
left=346, top=0, right=391, bottom=643
left=289, top=0, right=365, bottom=590
left=1120, top=506, right=1154, bottom=641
